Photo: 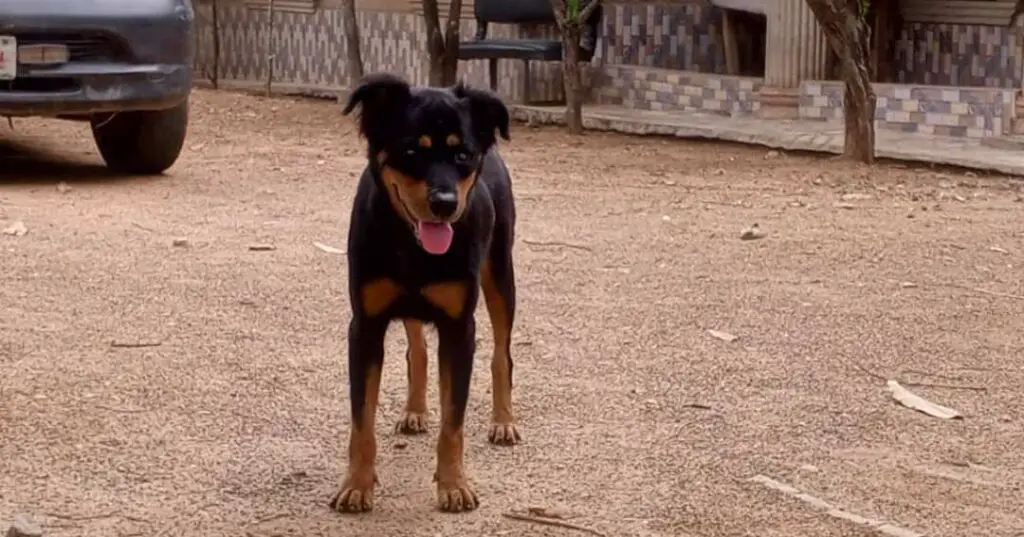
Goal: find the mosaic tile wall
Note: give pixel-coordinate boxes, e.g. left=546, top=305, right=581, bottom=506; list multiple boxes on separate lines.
left=193, top=3, right=565, bottom=102
left=895, top=22, right=1023, bottom=88
left=598, top=1, right=725, bottom=73
left=596, top=64, right=760, bottom=116
left=799, top=81, right=1017, bottom=137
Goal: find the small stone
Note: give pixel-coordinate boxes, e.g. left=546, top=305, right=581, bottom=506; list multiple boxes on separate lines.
left=899, top=281, right=918, bottom=288
left=7, top=514, right=42, bottom=537
left=3, top=221, right=27, bottom=236
left=393, top=440, right=408, bottom=450
left=740, top=224, right=765, bottom=240
left=171, top=238, right=189, bottom=247
left=764, top=150, right=780, bottom=159
left=799, top=464, right=819, bottom=473
left=56, top=182, right=72, bottom=194
left=840, top=192, right=873, bottom=201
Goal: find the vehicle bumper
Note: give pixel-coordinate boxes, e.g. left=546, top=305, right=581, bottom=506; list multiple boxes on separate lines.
left=0, top=63, right=191, bottom=117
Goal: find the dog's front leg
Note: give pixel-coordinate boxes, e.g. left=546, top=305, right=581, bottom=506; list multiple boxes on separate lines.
left=434, top=316, right=479, bottom=512
left=330, top=316, right=388, bottom=513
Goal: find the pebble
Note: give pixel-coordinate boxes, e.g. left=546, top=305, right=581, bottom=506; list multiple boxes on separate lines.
left=7, top=514, right=42, bottom=537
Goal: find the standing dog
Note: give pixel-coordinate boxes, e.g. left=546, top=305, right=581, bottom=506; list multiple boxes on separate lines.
left=331, top=72, right=520, bottom=514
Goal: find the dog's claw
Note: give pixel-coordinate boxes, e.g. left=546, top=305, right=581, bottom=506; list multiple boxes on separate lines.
left=329, top=473, right=377, bottom=514
left=395, top=411, right=429, bottom=435
left=437, top=479, right=479, bottom=512
left=488, top=423, right=521, bottom=445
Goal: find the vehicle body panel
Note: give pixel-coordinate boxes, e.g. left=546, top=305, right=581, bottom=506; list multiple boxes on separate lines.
left=0, top=0, right=194, bottom=117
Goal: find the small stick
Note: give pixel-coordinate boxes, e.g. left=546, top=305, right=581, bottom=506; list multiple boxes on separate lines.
left=94, top=404, right=149, bottom=414
left=110, top=341, right=162, bottom=348
left=44, top=511, right=149, bottom=523
left=951, top=284, right=1024, bottom=301
left=522, top=239, right=592, bottom=252
left=502, top=512, right=607, bottom=536
left=851, top=362, right=987, bottom=392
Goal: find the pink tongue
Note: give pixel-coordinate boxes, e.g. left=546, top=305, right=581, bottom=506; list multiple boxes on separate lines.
left=416, top=221, right=454, bottom=255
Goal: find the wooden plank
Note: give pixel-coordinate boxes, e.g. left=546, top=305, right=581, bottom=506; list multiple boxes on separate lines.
left=407, top=0, right=476, bottom=19
left=721, top=10, right=740, bottom=75
left=244, top=0, right=316, bottom=13
left=901, top=0, right=1016, bottom=25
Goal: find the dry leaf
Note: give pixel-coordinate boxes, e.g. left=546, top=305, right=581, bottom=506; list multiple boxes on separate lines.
left=313, top=241, right=346, bottom=255
left=3, top=221, right=28, bottom=236
left=887, top=380, right=963, bottom=420
left=707, top=329, right=738, bottom=342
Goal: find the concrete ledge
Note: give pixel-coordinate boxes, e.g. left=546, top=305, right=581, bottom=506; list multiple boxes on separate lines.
left=980, top=136, right=1024, bottom=151
left=511, top=104, right=1024, bottom=177
left=193, top=78, right=346, bottom=101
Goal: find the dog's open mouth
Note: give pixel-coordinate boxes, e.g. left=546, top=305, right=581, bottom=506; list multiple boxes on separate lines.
left=391, top=185, right=455, bottom=255
left=415, top=220, right=454, bottom=255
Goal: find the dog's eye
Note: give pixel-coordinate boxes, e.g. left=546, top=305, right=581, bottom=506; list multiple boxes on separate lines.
left=405, top=148, right=417, bottom=157
left=454, top=151, right=471, bottom=163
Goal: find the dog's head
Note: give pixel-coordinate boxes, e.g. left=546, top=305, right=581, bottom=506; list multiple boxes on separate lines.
left=342, top=72, right=510, bottom=255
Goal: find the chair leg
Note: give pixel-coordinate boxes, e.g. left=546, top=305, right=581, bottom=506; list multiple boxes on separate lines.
left=522, top=60, right=532, bottom=105
left=488, top=58, right=498, bottom=91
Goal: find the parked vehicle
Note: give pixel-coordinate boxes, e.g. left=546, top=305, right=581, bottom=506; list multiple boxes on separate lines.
left=0, top=0, right=195, bottom=174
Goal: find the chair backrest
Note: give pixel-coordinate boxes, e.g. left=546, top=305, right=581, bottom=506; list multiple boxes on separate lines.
left=474, top=0, right=557, bottom=24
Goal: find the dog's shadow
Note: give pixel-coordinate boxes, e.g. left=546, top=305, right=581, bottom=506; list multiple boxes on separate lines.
left=0, top=136, right=161, bottom=185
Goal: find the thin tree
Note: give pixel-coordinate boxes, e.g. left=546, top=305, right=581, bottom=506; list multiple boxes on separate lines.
left=422, top=0, right=463, bottom=86
left=804, top=0, right=875, bottom=163
left=211, top=0, right=220, bottom=89
left=550, top=0, right=599, bottom=134
left=341, top=0, right=364, bottom=84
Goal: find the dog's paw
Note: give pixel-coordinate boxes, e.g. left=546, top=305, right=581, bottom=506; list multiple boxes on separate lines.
left=395, top=411, right=429, bottom=435
left=488, top=422, right=521, bottom=446
left=329, top=473, right=377, bottom=514
left=437, top=478, right=479, bottom=512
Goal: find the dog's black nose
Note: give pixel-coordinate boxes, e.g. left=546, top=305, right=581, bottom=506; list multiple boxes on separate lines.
left=428, top=190, right=458, bottom=219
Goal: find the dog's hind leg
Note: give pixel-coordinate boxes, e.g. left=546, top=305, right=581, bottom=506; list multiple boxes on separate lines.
left=396, top=319, right=430, bottom=435
left=481, top=257, right=521, bottom=445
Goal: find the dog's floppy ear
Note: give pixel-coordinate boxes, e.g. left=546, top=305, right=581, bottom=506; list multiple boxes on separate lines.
left=453, top=82, right=510, bottom=151
left=342, top=72, right=412, bottom=142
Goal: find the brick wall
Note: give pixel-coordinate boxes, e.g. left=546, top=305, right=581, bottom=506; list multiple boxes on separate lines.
left=895, top=22, right=1023, bottom=88
left=799, top=81, right=1017, bottom=137
left=595, top=65, right=760, bottom=116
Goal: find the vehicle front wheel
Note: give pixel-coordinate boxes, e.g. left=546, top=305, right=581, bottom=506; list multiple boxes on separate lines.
left=91, top=99, right=189, bottom=175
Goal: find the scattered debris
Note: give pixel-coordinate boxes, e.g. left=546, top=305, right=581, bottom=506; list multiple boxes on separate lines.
left=832, top=202, right=856, bottom=210
left=887, top=380, right=963, bottom=419
left=110, top=341, right=163, bottom=349
left=172, top=238, right=189, bottom=247
left=899, top=281, right=918, bottom=289
left=248, top=244, right=276, bottom=251
left=852, top=362, right=986, bottom=392
left=528, top=506, right=573, bottom=519
left=3, top=221, right=28, bottom=236
left=313, top=241, right=345, bottom=255
left=750, top=475, right=923, bottom=537
left=740, top=223, right=765, bottom=240
left=56, top=182, right=72, bottom=194
left=502, top=511, right=606, bottom=536
left=6, top=514, right=42, bottom=537
left=840, top=192, right=873, bottom=201
left=989, top=246, right=1008, bottom=254
left=707, top=329, right=738, bottom=343
left=522, top=239, right=592, bottom=252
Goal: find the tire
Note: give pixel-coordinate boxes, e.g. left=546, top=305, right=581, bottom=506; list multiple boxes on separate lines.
left=91, top=99, right=189, bottom=175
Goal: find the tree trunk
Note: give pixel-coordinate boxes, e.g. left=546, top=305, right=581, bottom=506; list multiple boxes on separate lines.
left=341, top=0, right=363, bottom=83
left=550, top=0, right=600, bottom=135
left=805, top=0, right=876, bottom=164
left=561, top=25, right=584, bottom=134
left=211, top=0, right=220, bottom=89
left=422, top=0, right=462, bottom=86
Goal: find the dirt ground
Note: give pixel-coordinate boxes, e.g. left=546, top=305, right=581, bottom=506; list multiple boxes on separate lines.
left=2, top=88, right=1023, bottom=537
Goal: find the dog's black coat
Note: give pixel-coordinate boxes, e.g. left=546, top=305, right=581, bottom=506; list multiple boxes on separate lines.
left=333, top=72, right=517, bottom=513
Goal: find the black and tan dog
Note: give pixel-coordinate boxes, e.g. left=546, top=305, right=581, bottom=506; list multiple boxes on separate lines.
left=330, top=72, right=521, bottom=514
